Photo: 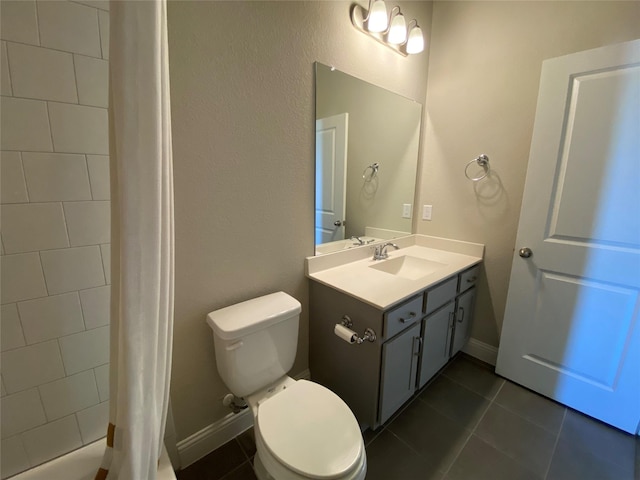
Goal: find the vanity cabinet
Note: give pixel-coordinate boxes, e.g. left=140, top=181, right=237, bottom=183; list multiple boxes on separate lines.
left=309, top=263, right=481, bottom=429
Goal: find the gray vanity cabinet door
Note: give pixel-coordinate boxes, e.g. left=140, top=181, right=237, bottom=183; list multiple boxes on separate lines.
left=418, top=303, right=454, bottom=389
left=451, top=287, right=476, bottom=356
left=379, top=322, right=421, bottom=425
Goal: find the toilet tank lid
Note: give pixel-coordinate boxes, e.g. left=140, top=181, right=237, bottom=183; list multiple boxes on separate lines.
left=206, top=292, right=301, bottom=340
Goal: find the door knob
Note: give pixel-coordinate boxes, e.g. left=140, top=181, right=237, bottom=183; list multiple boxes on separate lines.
left=334, top=220, right=344, bottom=226
left=519, top=247, right=533, bottom=258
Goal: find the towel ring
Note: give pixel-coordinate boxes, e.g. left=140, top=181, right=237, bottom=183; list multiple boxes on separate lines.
left=464, top=154, right=490, bottom=181
left=362, top=163, right=379, bottom=182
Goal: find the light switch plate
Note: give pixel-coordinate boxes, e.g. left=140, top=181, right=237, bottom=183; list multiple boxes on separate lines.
left=402, top=204, right=412, bottom=219
left=422, top=205, right=432, bottom=220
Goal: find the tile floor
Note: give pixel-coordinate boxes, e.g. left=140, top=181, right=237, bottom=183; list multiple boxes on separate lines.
left=176, top=354, right=639, bottom=480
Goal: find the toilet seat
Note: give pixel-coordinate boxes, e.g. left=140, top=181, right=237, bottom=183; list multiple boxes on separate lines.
left=255, top=380, right=364, bottom=479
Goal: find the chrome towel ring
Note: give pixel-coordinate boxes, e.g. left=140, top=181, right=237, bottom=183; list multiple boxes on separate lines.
left=362, top=163, right=379, bottom=182
left=464, top=154, right=490, bottom=181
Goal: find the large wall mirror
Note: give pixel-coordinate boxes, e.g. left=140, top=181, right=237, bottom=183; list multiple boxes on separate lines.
left=314, top=62, right=423, bottom=255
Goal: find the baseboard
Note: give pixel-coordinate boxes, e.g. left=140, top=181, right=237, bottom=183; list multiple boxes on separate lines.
left=177, top=369, right=311, bottom=469
left=177, top=408, right=253, bottom=469
left=462, top=338, right=499, bottom=366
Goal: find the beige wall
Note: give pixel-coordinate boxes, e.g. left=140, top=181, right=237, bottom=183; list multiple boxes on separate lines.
left=417, top=1, right=640, bottom=347
left=167, top=1, right=432, bottom=441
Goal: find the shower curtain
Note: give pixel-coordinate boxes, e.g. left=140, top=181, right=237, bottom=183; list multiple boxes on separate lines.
left=96, top=1, right=174, bottom=478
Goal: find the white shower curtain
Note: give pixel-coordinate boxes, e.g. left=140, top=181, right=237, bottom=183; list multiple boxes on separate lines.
left=96, top=1, right=174, bottom=479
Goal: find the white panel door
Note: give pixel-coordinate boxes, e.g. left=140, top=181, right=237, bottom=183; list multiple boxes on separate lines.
left=315, top=113, right=348, bottom=245
left=496, top=40, right=640, bottom=434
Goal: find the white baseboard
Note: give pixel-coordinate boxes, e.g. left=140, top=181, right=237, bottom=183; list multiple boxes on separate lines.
left=177, top=369, right=311, bottom=469
left=462, top=338, right=499, bottom=366
left=177, top=408, right=253, bottom=469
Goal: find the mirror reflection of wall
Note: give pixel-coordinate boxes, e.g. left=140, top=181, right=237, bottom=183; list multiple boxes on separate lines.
left=314, top=63, right=422, bottom=255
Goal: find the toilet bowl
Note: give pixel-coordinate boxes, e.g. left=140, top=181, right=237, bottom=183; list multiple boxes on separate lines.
left=207, top=292, right=367, bottom=480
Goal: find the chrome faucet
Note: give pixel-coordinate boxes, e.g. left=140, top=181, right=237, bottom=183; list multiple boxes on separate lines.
left=351, top=236, right=365, bottom=246
left=373, top=242, right=399, bottom=260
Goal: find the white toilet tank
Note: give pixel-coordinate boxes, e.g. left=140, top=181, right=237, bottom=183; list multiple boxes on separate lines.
left=206, top=292, right=301, bottom=398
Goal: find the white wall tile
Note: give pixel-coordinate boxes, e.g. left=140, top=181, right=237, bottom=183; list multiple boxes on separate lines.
left=48, top=102, right=108, bottom=154
left=39, top=370, right=99, bottom=421
left=74, top=54, right=107, bottom=107
left=18, top=292, right=84, bottom=344
left=98, top=9, right=109, bottom=60
left=0, top=1, right=39, bottom=45
left=0, top=151, right=28, bottom=203
left=100, top=243, right=110, bottom=284
left=0, top=97, right=53, bottom=152
left=87, top=155, right=110, bottom=200
left=1, top=388, right=47, bottom=438
left=1, top=203, right=69, bottom=254
left=93, top=363, right=109, bottom=402
left=76, top=400, right=108, bottom=444
left=22, top=152, right=92, bottom=201
left=79, top=285, right=109, bottom=329
left=37, top=1, right=101, bottom=58
left=63, top=201, right=110, bottom=246
left=59, top=325, right=109, bottom=375
left=7, top=43, right=78, bottom=103
left=1, top=340, right=65, bottom=393
left=40, top=246, right=105, bottom=295
left=21, top=415, right=82, bottom=467
left=1, top=304, right=26, bottom=351
left=0, top=253, right=47, bottom=304
left=1, top=41, right=12, bottom=96
left=1, top=436, right=30, bottom=478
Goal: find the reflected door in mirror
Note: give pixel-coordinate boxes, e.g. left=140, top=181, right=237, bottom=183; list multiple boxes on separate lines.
left=315, top=113, right=349, bottom=244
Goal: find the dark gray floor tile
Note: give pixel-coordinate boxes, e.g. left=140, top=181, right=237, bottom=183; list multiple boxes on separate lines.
left=558, top=409, right=638, bottom=473
left=493, top=381, right=565, bottom=434
left=547, top=438, right=636, bottom=480
left=365, top=429, right=443, bottom=480
left=176, top=439, right=247, bottom=480
left=363, top=426, right=383, bottom=446
left=474, top=403, right=556, bottom=477
left=418, top=375, right=491, bottom=431
left=236, top=428, right=256, bottom=459
left=444, top=435, right=542, bottom=480
left=388, top=399, right=471, bottom=474
left=443, top=355, right=504, bottom=399
left=219, top=462, right=257, bottom=480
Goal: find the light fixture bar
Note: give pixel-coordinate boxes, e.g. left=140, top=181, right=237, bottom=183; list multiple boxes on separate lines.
left=350, top=3, right=424, bottom=57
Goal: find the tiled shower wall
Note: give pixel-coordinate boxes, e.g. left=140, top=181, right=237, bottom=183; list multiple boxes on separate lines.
left=0, top=1, right=110, bottom=477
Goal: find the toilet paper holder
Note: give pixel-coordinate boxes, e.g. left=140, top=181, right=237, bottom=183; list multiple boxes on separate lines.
left=341, top=315, right=377, bottom=344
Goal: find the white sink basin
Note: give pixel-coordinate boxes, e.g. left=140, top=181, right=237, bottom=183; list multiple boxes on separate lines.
left=370, top=255, right=447, bottom=280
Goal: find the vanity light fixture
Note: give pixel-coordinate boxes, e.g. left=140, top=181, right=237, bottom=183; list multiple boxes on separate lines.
left=351, top=0, right=425, bottom=56
left=386, top=7, right=406, bottom=45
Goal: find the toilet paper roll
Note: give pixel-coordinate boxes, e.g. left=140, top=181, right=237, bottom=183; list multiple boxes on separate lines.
left=334, top=324, right=357, bottom=344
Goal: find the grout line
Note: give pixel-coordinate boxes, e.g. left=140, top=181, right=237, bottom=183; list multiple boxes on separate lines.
left=3, top=41, right=15, bottom=96
left=441, top=386, right=497, bottom=477
left=33, top=0, right=41, bottom=46
left=543, top=408, right=567, bottom=479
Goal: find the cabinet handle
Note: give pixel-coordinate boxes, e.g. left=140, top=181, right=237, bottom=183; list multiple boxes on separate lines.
left=449, top=311, right=455, bottom=329
left=400, top=312, right=417, bottom=323
left=412, top=337, right=422, bottom=357
left=457, top=307, right=465, bottom=323
left=466, top=276, right=477, bottom=283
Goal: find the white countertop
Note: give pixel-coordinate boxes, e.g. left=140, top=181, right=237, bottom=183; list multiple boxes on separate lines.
left=306, top=235, right=484, bottom=310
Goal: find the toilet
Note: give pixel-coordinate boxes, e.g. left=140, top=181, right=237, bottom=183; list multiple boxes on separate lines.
left=206, top=291, right=367, bottom=480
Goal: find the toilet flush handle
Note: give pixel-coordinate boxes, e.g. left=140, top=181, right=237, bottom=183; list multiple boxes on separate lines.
left=226, top=340, right=244, bottom=351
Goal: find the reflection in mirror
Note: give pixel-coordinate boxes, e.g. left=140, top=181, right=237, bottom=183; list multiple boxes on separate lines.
left=314, top=63, right=423, bottom=255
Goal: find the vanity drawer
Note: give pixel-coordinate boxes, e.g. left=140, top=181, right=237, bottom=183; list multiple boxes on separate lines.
left=424, top=277, right=457, bottom=315
left=384, top=294, right=423, bottom=340
left=459, top=265, right=480, bottom=293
